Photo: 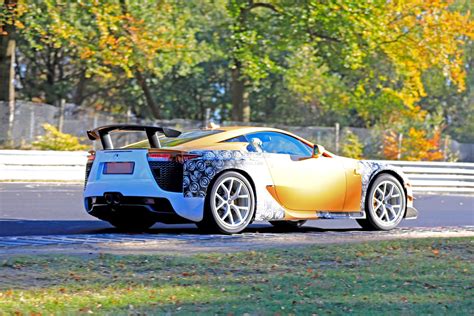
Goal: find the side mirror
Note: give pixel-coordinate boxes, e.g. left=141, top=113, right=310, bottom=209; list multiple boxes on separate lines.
left=248, top=137, right=263, bottom=152
left=313, top=144, right=324, bottom=158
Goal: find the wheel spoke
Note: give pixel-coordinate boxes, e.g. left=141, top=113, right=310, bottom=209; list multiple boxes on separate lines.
left=221, top=207, right=230, bottom=220
left=220, top=182, right=230, bottom=196
left=216, top=193, right=226, bottom=203
left=232, top=205, right=243, bottom=222
left=376, top=188, right=384, bottom=199
left=227, top=179, right=234, bottom=194
left=373, top=199, right=382, bottom=212
left=386, top=205, right=397, bottom=219
left=231, top=182, right=243, bottom=200
left=228, top=209, right=235, bottom=225
left=383, top=207, right=390, bottom=221
left=387, top=184, right=394, bottom=199
left=216, top=201, right=226, bottom=210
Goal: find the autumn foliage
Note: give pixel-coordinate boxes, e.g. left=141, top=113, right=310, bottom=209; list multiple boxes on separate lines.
left=1, top=0, right=473, bottom=147
left=383, top=128, right=444, bottom=161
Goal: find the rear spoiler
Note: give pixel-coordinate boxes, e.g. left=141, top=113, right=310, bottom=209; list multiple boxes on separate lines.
left=87, top=124, right=181, bottom=149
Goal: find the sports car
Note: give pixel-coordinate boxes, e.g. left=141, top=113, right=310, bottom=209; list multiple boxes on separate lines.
left=83, top=124, right=418, bottom=233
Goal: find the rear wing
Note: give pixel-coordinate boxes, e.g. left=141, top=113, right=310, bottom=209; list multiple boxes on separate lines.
left=87, top=124, right=181, bottom=149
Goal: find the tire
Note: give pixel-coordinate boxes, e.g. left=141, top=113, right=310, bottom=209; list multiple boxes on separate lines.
left=269, top=220, right=307, bottom=229
left=199, top=171, right=255, bottom=234
left=357, top=174, right=406, bottom=231
left=108, top=218, right=156, bottom=232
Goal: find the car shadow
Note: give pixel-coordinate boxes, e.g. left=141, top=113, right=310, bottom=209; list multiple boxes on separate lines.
left=0, top=219, right=363, bottom=237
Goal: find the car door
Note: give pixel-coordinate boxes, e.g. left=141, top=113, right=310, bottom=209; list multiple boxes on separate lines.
left=246, top=131, right=347, bottom=211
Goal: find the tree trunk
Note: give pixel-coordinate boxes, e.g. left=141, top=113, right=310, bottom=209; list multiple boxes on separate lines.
left=231, top=63, right=250, bottom=122
left=73, top=69, right=87, bottom=106
left=117, top=0, right=161, bottom=120
left=135, top=71, right=161, bottom=119
left=0, top=0, right=17, bottom=146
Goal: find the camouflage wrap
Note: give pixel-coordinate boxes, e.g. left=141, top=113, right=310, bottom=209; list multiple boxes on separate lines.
left=359, top=160, right=412, bottom=217
left=183, top=150, right=286, bottom=221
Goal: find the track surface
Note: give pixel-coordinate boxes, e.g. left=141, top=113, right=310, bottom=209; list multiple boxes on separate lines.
left=0, top=183, right=472, bottom=237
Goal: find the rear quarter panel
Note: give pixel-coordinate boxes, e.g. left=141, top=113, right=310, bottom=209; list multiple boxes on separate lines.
left=183, top=150, right=287, bottom=221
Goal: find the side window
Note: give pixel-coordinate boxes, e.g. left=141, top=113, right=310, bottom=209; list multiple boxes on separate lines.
left=246, top=132, right=312, bottom=156
left=223, top=135, right=248, bottom=143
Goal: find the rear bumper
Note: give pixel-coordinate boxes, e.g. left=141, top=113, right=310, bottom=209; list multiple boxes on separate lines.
left=85, top=195, right=192, bottom=224
left=83, top=149, right=205, bottom=222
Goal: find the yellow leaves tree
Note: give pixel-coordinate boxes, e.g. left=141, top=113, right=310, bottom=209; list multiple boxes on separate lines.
left=381, top=0, right=474, bottom=107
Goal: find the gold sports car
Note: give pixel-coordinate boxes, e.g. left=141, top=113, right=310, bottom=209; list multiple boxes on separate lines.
left=83, top=124, right=418, bottom=234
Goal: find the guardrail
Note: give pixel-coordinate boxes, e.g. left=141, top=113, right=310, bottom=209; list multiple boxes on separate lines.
left=0, top=150, right=473, bottom=194
left=373, top=160, right=474, bottom=194
left=0, top=150, right=87, bottom=181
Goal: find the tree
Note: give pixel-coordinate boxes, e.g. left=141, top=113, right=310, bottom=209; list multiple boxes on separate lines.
left=283, top=0, right=473, bottom=126
left=19, top=0, right=204, bottom=119
left=0, top=0, right=19, bottom=145
left=226, top=0, right=283, bottom=122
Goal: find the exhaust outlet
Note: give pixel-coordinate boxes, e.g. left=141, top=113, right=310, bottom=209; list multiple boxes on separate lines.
left=104, top=193, right=113, bottom=205
left=104, top=193, right=122, bottom=205
left=112, top=194, right=121, bottom=205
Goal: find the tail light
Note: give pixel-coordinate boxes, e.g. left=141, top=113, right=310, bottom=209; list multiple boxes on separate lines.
left=178, top=154, right=201, bottom=163
left=148, top=153, right=173, bottom=161
left=87, top=151, right=95, bottom=162
left=147, top=152, right=201, bottom=163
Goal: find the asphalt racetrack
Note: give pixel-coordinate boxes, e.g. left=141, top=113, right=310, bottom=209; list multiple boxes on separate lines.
left=0, top=183, right=472, bottom=237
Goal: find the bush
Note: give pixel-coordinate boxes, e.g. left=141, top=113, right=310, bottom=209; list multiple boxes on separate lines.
left=32, top=124, right=89, bottom=151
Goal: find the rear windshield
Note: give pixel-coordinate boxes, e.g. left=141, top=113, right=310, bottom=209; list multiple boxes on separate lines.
left=123, top=129, right=222, bottom=149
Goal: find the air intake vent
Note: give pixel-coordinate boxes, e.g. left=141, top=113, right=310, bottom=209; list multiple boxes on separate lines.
left=148, top=161, right=183, bottom=192
left=84, top=161, right=93, bottom=189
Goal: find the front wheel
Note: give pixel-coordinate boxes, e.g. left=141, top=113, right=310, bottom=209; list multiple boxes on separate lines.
left=199, top=171, right=255, bottom=234
left=357, top=174, right=406, bottom=231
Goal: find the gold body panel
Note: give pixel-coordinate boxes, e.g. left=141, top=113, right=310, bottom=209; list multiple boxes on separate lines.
left=265, top=154, right=347, bottom=212
left=341, top=159, right=363, bottom=212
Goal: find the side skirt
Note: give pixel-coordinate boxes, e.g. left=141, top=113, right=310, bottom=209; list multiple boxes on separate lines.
left=316, top=211, right=366, bottom=220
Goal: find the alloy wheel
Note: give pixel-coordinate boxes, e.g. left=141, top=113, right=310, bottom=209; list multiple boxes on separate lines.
left=212, top=176, right=252, bottom=230
left=371, top=180, right=403, bottom=225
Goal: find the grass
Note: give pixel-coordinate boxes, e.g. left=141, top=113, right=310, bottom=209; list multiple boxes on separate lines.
left=0, top=237, right=472, bottom=315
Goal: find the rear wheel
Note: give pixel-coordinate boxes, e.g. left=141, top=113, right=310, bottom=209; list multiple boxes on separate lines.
left=269, top=220, right=306, bottom=229
left=108, top=218, right=156, bottom=232
left=357, top=174, right=406, bottom=230
left=198, top=171, right=255, bottom=234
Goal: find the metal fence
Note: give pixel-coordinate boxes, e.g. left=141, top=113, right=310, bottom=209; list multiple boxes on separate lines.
left=1, top=100, right=473, bottom=161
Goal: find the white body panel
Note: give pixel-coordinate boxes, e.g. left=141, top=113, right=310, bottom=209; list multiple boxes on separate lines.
left=83, top=149, right=205, bottom=222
